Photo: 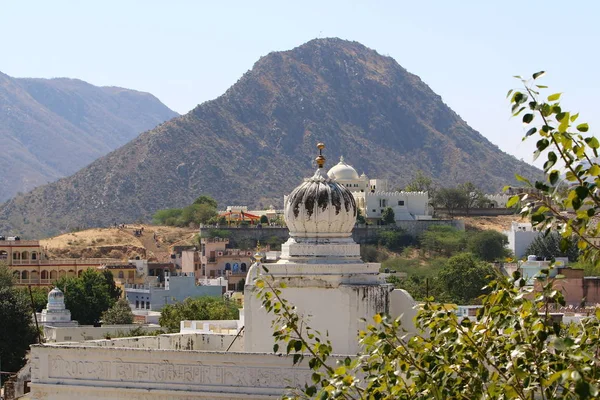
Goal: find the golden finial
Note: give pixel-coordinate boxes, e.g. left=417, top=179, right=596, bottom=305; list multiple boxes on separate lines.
left=315, top=142, right=326, bottom=168
left=253, top=241, right=262, bottom=262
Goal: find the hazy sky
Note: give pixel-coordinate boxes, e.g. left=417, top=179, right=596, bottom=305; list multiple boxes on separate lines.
left=1, top=1, right=598, bottom=166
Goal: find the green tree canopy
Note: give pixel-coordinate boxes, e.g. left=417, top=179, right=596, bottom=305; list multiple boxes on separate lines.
left=438, top=252, right=496, bottom=304
left=419, top=225, right=466, bottom=257
left=467, top=230, right=509, bottom=262
left=102, top=298, right=134, bottom=325
left=159, top=297, right=239, bottom=333
left=433, top=187, right=469, bottom=217
left=381, top=207, right=395, bottom=225
left=152, top=208, right=183, bottom=226
left=356, top=208, right=366, bottom=225
left=193, top=195, right=218, bottom=209
left=404, top=170, right=434, bottom=193
left=260, top=215, right=269, bottom=224
left=525, top=231, right=580, bottom=261
left=55, top=268, right=121, bottom=325
left=0, top=286, right=37, bottom=383
left=0, top=262, right=15, bottom=287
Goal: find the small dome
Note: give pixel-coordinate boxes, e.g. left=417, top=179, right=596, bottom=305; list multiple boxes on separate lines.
left=48, top=287, right=64, bottom=301
left=327, top=156, right=360, bottom=181
left=284, top=167, right=357, bottom=238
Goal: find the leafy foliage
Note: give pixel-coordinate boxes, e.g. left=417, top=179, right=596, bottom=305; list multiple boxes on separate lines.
left=55, top=268, right=122, bottom=325
left=17, top=286, right=50, bottom=312
left=525, top=232, right=580, bottom=261
left=0, top=285, right=37, bottom=383
left=419, top=225, right=467, bottom=257
left=438, top=253, right=496, bottom=304
left=158, top=297, right=239, bottom=333
left=0, top=263, right=15, bottom=287
left=507, top=74, right=600, bottom=266
left=467, top=230, right=510, bottom=262
left=102, top=298, right=134, bottom=325
left=356, top=208, right=366, bottom=225
left=381, top=207, right=395, bottom=225
left=153, top=195, right=218, bottom=227
left=256, top=267, right=600, bottom=399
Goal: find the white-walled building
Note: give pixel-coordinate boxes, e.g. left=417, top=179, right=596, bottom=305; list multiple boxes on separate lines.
left=27, top=143, right=418, bottom=399
left=327, top=156, right=430, bottom=222
left=37, top=287, right=77, bottom=327
left=505, top=221, right=542, bottom=259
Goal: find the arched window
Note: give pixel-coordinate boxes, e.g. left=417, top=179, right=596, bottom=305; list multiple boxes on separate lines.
left=78, top=270, right=83, bottom=277
left=241, top=263, right=247, bottom=272
left=30, top=270, right=38, bottom=280
left=0, top=251, right=8, bottom=260
left=13, top=252, right=20, bottom=260
left=21, top=270, right=28, bottom=280
left=135, top=300, right=139, bottom=309
left=41, top=270, right=48, bottom=280
left=21, top=251, right=29, bottom=261
left=31, top=252, right=37, bottom=260
left=118, top=271, right=124, bottom=279
left=225, top=263, right=231, bottom=271
left=50, top=270, right=57, bottom=280
left=67, top=270, right=75, bottom=277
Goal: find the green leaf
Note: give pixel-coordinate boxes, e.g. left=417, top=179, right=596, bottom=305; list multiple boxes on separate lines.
left=532, top=71, right=545, bottom=79
left=548, top=93, right=562, bottom=101
left=549, top=170, right=560, bottom=185
left=506, top=89, right=513, bottom=99
left=575, top=186, right=589, bottom=200
left=525, top=127, right=537, bottom=137
left=522, top=113, right=534, bottom=124
left=577, top=123, right=589, bottom=132
left=589, top=164, right=600, bottom=176
left=585, top=137, right=599, bottom=149
left=515, top=174, right=531, bottom=186
left=506, top=195, right=520, bottom=208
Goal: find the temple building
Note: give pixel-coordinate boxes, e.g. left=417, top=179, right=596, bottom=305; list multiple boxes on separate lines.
left=37, top=287, right=77, bottom=328
left=327, top=156, right=430, bottom=222
left=27, top=143, right=417, bottom=399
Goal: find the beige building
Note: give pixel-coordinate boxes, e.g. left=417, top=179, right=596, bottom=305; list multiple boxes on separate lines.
left=181, top=237, right=253, bottom=291
left=1, top=239, right=128, bottom=287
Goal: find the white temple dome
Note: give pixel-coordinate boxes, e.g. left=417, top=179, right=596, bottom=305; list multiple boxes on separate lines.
left=284, top=145, right=357, bottom=238
left=327, top=156, right=360, bottom=181
left=47, top=287, right=66, bottom=311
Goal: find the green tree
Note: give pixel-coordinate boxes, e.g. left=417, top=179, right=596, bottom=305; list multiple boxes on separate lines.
left=438, top=252, right=496, bottom=304
left=102, top=298, right=134, bottom=325
left=376, top=229, right=413, bottom=252
left=467, top=230, right=509, bottom=262
left=0, top=285, right=37, bottom=384
left=152, top=208, right=183, bottom=225
left=419, top=225, right=466, bottom=257
left=260, top=215, right=269, bottom=224
left=193, top=195, right=218, bottom=209
left=380, top=207, right=395, bottom=225
left=404, top=170, right=435, bottom=194
left=525, top=231, right=580, bottom=261
left=159, top=297, right=239, bottom=333
left=0, top=262, right=15, bottom=287
left=356, top=208, right=366, bottom=225
left=17, top=286, right=49, bottom=312
left=433, top=187, right=469, bottom=217
left=55, top=268, right=121, bottom=325
left=459, top=182, right=488, bottom=214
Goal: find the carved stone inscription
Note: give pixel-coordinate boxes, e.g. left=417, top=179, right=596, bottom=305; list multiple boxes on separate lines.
left=48, top=355, right=309, bottom=389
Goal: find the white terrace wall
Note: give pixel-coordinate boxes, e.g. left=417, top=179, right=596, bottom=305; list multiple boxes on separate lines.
left=29, top=344, right=317, bottom=399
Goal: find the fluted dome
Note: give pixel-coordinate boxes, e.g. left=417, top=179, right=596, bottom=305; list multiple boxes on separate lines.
left=327, top=156, right=360, bottom=181
left=284, top=168, right=357, bottom=238
left=47, top=287, right=66, bottom=311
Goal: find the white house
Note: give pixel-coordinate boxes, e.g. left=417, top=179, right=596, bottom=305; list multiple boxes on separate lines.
left=327, top=156, right=430, bottom=222
left=505, top=221, right=541, bottom=259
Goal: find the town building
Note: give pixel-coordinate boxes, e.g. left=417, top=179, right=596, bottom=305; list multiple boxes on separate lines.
left=181, top=237, right=253, bottom=291
left=1, top=238, right=129, bottom=287
left=124, top=271, right=223, bottom=311
left=505, top=221, right=541, bottom=259
left=27, top=143, right=417, bottom=399
left=325, top=156, right=431, bottom=222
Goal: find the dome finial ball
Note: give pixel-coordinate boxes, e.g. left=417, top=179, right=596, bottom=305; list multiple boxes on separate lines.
left=315, top=142, right=326, bottom=168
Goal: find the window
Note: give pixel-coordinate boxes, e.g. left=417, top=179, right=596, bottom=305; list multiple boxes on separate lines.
left=398, top=200, right=405, bottom=206
left=135, top=300, right=139, bottom=309
left=146, top=301, right=150, bottom=310
left=372, top=209, right=376, bottom=213
left=118, top=271, right=124, bottom=279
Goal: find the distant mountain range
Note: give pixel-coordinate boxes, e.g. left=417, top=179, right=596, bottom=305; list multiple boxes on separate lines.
left=0, top=38, right=540, bottom=238
left=0, top=72, right=178, bottom=201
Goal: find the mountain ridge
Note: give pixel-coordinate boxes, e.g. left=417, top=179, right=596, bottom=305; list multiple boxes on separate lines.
left=0, top=38, right=540, bottom=238
left=0, top=72, right=178, bottom=200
